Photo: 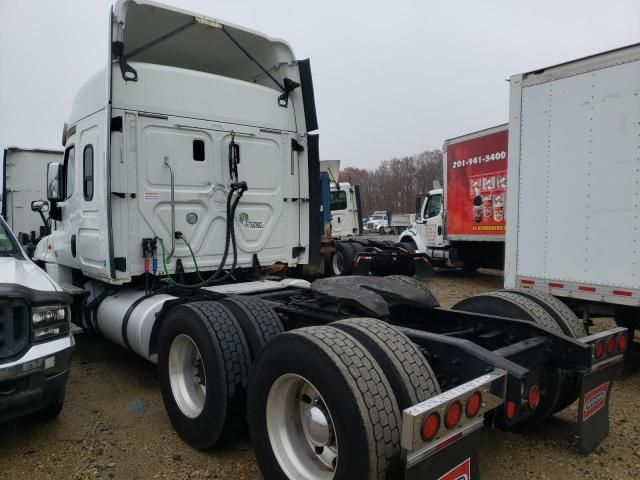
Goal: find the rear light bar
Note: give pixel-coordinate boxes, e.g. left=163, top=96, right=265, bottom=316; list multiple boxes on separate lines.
left=581, top=327, right=628, bottom=365
left=401, top=369, right=507, bottom=464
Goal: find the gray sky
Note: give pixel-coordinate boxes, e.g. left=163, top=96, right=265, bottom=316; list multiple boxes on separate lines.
left=1, top=0, right=639, bottom=169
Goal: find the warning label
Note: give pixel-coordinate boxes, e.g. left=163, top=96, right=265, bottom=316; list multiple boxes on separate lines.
left=144, top=191, right=160, bottom=201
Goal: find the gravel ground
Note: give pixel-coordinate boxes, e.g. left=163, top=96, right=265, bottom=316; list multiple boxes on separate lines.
left=1, top=268, right=639, bottom=479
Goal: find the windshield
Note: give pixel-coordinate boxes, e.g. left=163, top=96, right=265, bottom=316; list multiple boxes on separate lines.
left=371, top=215, right=384, bottom=220
left=0, top=218, right=20, bottom=256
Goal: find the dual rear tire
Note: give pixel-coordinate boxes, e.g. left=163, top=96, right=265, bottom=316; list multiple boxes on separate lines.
left=157, top=296, right=282, bottom=449
left=248, top=319, right=440, bottom=480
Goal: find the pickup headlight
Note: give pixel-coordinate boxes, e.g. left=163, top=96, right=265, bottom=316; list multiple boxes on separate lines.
left=31, top=305, right=69, bottom=341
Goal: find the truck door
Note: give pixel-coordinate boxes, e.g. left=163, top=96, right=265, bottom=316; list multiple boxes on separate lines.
left=330, top=189, right=348, bottom=236
left=420, top=193, right=444, bottom=248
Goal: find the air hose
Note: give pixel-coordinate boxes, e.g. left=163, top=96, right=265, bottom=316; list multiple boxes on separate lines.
left=158, top=181, right=247, bottom=290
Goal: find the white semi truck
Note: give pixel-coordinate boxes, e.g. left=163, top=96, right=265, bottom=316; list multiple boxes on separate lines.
left=400, top=125, right=508, bottom=271
left=505, top=43, right=640, bottom=339
left=28, top=2, right=627, bottom=478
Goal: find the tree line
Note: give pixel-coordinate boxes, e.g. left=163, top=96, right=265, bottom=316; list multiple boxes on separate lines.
left=340, top=149, right=443, bottom=217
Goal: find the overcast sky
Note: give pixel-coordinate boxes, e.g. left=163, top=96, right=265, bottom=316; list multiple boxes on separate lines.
left=1, top=0, right=639, bottom=169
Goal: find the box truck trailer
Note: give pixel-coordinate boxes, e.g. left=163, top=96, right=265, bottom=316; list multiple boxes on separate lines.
left=2, top=147, right=62, bottom=248
left=27, top=2, right=626, bottom=478
left=400, top=125, right=507, bottom=270
left=505, top=43, right=640, bottom=339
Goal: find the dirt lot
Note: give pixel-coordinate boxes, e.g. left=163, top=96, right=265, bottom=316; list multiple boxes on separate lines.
left=1, top=269, right=639, bottom=479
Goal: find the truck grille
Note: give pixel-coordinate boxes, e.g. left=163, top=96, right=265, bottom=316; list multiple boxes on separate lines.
left=0, top=302, right=29, bottom=360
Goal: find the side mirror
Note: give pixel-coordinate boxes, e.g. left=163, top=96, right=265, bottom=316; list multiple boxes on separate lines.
left=31, top=200, right=50, bottom=213
left=47, top=162, right=64, bottom=201
left=415, top=194, right=425, bottom=222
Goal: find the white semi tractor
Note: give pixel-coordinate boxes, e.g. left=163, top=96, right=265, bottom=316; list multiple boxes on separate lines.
left=29, top=2, right=627, bottom=478
left=505, top=43, right=640, bottom=340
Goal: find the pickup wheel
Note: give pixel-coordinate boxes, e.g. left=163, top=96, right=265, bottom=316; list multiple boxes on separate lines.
left=218, top=296, right=284, bottom=363
left=452, top=292, right=564, bottom=425
left=332, top=317, right=441, bottom=408
left=330, top=242, right=355, bottom=276
left=31, top=387, right=65, bottom=421
left=247, top=326, right=401, bottom=480
left=158, top=301, right=250, bottom=449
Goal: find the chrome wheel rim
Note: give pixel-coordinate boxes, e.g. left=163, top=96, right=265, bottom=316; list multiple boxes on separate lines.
left=168, top=334, right=206, bottom=418
left=267, top=374, right=338, bottom=480
left=332, top=252, right=344, bottom=275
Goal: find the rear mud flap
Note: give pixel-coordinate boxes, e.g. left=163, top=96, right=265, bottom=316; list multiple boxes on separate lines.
left=404, top=424, right=480, bottom=480
left=577, top=355, right=624, bottom=455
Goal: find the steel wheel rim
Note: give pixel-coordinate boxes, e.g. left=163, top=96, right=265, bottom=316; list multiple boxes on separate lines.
left=267, top=374, right=338, bottom=480
left=168, top=334, right=206, bottom=418
left=332, top=252, right=344, bottom=275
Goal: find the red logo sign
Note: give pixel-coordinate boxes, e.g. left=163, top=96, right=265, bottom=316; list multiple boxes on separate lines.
left=438, top=458, right=471, bottom=480
left=582, top=382, right=609, bottom=422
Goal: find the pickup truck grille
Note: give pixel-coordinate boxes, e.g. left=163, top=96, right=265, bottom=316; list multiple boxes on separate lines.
left=0, top=302, right=29, bottom=360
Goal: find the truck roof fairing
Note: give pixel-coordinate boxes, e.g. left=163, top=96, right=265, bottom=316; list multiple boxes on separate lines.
left=113, top=0, right=296, bottom=83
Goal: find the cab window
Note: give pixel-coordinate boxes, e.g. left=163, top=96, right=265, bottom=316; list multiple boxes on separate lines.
left=330, top=190, right=347, bottom=210
left=64, top=146, right=76, bottom=199
left=83, top=145, right=94, bottom=201
left=424, top=194, right=442, bottom=219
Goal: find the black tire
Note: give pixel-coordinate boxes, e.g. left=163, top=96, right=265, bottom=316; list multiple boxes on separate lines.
left=247, top=326, right=401, bottom=480
left=30, top=387, right=65, bottom=421
left=386, top=274, right=440, bottom=307
left=378, top=226, right=386, bottom=235
left=218, top=296, right=284, bottom=362
left=332, top=317, right=440, bottom=408
left=331, top=242, right=356, bottom=276
left=399, top=240, right=417, bottom=253
left=502, top=289, right=586, bottom=338
left=350, top=241, right=365, bottom=256
left=158, top=301, right=250, bottom=449
left=502, top=289, right=587, bottom=413
left=452, top=292, right=563, bottom=424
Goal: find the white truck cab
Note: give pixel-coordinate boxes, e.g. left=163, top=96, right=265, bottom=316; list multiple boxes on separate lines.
left=329, top=182, right=360, bottom=238
left=0, top=215, right=74, bottom=423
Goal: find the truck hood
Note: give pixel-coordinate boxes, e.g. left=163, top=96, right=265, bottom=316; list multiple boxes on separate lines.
left=0, top=257, right=58, bottom=292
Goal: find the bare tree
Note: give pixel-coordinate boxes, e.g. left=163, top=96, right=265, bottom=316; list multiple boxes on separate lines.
left=342, top=149, right=442, bottom=217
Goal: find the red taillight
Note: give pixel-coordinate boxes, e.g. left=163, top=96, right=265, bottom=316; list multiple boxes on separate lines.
left=606, top=336, right=616, bottom=355
left=465, top=391, right=482, bottom=418
left=617, top=333, right=628, bottom=352
left=528, top=385, right=540, bottom=410
left=594, top=339, right=605, bottom=358
left=421, top=412, right=440, bottom=442
left=505, top=401, right=517, bottom=420
left=444, top=401, right=462, bottom=429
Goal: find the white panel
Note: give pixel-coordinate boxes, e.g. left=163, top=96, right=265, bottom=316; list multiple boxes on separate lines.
left=516, top=56, right=640, bottom=289
left=543, top=72, right=592, bottom=280
left=516, top=83, right=551, bottom=276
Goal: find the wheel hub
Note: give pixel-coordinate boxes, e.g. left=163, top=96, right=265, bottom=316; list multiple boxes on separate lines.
left=168, top=334, right=207, bottom=419
left=302, top=403, right=332, bottom=447
left=267, top=374, right=338, bottom=479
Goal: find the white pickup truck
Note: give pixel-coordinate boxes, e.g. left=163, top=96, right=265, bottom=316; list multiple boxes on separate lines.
left=0, top=213, right=74, bottom=422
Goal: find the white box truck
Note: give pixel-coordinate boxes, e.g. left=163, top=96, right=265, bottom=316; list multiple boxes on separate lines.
left=2, top=147, right=62, bottom=244
left=26, top=1, right=627, bottom=477
left=505, top=43, right=640, bottom=338
left=400, top=125, right=508, bottom=270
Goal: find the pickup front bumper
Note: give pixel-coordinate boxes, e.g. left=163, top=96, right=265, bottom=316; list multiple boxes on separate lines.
left=0, top=335, right=75, bottom=422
